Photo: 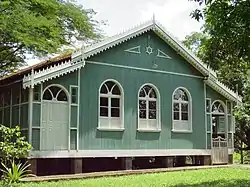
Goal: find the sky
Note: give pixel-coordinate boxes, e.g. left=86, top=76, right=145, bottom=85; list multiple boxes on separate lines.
left=28, top=0, right=204, bottom=65
left=79, top=0, right=204, bottom=39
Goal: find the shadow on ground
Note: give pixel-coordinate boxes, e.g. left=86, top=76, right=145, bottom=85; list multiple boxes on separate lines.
left=168, top=179, right=250, bottom=187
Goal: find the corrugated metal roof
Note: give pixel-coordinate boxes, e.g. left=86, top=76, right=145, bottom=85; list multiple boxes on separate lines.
left=0, top=54, right=72, bottom=83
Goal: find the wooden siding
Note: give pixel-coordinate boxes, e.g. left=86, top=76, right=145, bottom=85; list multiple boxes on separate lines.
left=206, top=86, right=227, bottom=104
left=78, top=63, right=206, bottom=150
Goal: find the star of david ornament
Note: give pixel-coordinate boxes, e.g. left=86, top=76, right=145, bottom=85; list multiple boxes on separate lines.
left=146, top=46, right=153, bottom=55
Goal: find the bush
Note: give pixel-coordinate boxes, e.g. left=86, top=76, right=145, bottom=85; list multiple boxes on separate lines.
left=0, top=125, right=32, bottom=165
left=0, top=125, right=33, bottom=185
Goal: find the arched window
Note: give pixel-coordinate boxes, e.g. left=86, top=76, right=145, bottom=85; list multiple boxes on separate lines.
left=172, top=88, right=192, bottom=132
left=98, top=80, right=124, bottom=130
left=43, top=86, right=68, bottom=102
left=211, top=101, right=225, bottom=114
left=138, top=84, right=160, bottom=131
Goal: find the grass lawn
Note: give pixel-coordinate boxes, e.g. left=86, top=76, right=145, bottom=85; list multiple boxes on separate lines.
left=16, top=168, right=250, bottom=187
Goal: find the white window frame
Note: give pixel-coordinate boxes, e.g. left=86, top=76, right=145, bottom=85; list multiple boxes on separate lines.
left=172, top=87, right=192, bottom=133
left=137, top=83, right=161, bottom=132
left=98, top=79, right=124, bottom=131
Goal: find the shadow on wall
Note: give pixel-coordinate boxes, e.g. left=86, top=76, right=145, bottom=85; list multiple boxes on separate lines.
left=168, top=179, right=250, bottom=187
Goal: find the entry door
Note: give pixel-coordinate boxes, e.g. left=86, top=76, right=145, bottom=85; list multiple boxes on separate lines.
left=212, top=136, right=228, bottom=164
left=211, top=115, right=228, bottom=164
left=41, top=101, right=69, bottom=150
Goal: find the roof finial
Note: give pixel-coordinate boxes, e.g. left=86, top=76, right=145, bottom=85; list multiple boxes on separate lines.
left=152, top=13, right=155, bottom=24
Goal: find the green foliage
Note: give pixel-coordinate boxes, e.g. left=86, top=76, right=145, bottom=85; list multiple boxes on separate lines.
left=183, top=32, right=209, bottom=59
left=1, top=160, right=33, bottom=185
left=0, top=0, right=104, bottom=76
left=186, top=0, right=250, bottom=154
left=0, top=125, right=32, bottom=165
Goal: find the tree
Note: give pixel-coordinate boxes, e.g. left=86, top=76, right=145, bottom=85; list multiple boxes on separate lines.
left=0, top=0, right=104, bottom=76
left=187, top=0, right=250, bottom=163
left=183, top=32, right=208, bottom=60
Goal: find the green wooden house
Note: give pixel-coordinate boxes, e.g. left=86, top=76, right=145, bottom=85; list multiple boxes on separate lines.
left=0, top=19, right=241, bottom=175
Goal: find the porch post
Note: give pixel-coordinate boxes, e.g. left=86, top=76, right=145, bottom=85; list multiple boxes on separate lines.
left=28, top=87, right=33, bottom=144
left=162, top=156, right=174, bottom=168
left=121, top=157, right=133, bottom=170
left=28, top=158, right=37, bottom=175
left=71, top=158, right=83, bottom=174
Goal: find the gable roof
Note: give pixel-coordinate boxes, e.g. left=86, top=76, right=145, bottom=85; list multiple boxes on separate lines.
left=0, top=18, right=241, bottom=103
left=73, top=18, right=241, bottom=103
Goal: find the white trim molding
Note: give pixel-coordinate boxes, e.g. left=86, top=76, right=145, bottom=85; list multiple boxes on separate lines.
left=23, top=58, right=85, bottom=89
left=28, top=87, right=34, bottom=144
left=157, top=49, right=171, bottom=59
left=124, top=46, right=141, bottom=54
left=87, top=60, right=204, bottom=79
left=28, top=148, right=235, bottom=158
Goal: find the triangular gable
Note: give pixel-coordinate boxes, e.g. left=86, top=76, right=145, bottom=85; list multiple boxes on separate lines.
left=88, top=30, right=204, bottom=77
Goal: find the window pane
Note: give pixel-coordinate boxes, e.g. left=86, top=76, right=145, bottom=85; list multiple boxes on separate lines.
left=112, top=85, right=121, bottom=95
left=139, top=89, right=146, bottom=97
left=100, top=107, right=108, bottom=116
left=212, top=102, right=224, bottom=113
left=143, top=85, right=152, bottom=95
left=57, top=90, right=68, bottom=101
left=181, top=112, right=188, bottom=120
left=43, top=89, right=52, bottom=100
left=20, top=89, right=29, bottom=102
left=70, top=129, right=77, bottom=150
left=206, top=99, right=210, bottom=113
left=181, top=103, right=188, bottom=112
left=218, top=105, right=224, bottom=113
left=34, top=93, right=39, bottom=101
left=139, top=110, right=146, bottom=119
left=149, top=101, right=156, bottom=109
left=111, top=108, right=120, bottom=117
left=139, top=100, right=146, bottom=109
left=149, top=89, right=157, bottom=98
left=71, top=88, right=77, bottom=96
left=174, top=89, right=188, bottom=101
left=111, top=98, right=120, bottom=107
left=50, top=86, right=61, bottom=98
left=72, top=96, right=77, bottom=104
left=100, top=97, right=108, bottom=106
left=106, top=81, right=115, bottom=91
left=149, top=110, right=156, bottom=119
left=227, top=102, right=231, bottom=114
left=174, top=112, right=179, bottom=120
left=173, top=103, right=179, bottom=111
left=100, top=84, right=108, bottom=94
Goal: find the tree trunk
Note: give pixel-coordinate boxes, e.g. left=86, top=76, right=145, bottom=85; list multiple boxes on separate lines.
left=240, top=140, right=244, bottom=164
